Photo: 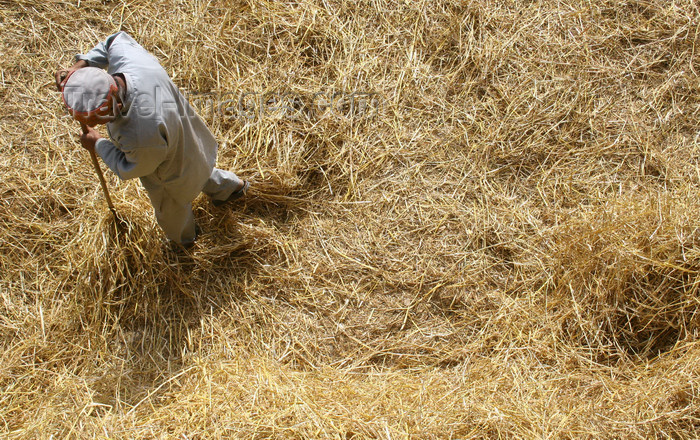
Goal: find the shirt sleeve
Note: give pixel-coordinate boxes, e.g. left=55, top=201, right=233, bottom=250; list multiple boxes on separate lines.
left=94, top=136, right=168, bottom=181
left=74, top=32, right=123, bottom=69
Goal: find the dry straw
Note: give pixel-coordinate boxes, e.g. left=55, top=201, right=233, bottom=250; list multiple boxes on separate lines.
left=1, top=0, right=700, bottom=438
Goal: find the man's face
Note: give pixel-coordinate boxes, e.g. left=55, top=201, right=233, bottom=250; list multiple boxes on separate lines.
left=74, top=98, right=118, bottom=127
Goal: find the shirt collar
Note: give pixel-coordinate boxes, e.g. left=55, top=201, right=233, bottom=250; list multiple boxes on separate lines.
left=118, top=72, right=135, bottom=115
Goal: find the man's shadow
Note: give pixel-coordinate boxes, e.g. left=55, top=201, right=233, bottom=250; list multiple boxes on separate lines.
left=82, top=179, right=318, bottom=413
left=78, top=212, right=258, bottom=413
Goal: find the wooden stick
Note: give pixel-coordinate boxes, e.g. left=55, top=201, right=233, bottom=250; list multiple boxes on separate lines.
left=80, top=122, right=117, bottom=217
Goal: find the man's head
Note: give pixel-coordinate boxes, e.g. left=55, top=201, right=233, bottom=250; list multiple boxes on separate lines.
left=62, top=67, right=121, bottom=127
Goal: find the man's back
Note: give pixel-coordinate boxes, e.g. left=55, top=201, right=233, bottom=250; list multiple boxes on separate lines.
left=60, top=32, right=247, bottom=247
left=80, top=32, right=217, bottom=205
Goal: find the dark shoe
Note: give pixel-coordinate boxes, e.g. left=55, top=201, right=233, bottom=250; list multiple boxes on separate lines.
left=169, top=223, right=201, bottom=253
left=170, top=240, right=194, bottom=255
left=213, top=180, right=249, bottom=207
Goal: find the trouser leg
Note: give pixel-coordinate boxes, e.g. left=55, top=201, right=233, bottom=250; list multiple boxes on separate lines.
left=151, top=192, right=197, bottom=245
left=201, top=168, right=243, bottom=202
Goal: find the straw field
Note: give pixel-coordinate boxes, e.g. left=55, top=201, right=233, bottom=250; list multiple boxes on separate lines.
left=2, top=0, right=700, bottom=438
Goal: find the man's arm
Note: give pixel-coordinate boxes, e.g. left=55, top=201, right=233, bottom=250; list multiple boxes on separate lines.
left=94, top=136, right=168, bottom=181
left=55, top=32, right=124, bottom=91
left=74, top=32, right=123, bottom=69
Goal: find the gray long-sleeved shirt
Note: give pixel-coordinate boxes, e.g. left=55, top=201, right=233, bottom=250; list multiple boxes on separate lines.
left=76, top=32, right=217, bottom=205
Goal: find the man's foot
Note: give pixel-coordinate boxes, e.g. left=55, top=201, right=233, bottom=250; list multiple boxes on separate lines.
left=212, top=180, right=250, bottom=207
left=169, top=223, right=201, bottom=253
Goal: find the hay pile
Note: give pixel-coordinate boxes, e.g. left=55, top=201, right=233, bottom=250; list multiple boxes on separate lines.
left=2, top=0, right=700, bottom=438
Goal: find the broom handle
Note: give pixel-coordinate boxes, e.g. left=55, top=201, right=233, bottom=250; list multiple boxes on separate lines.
left=80, top=122, right=117, bottom=215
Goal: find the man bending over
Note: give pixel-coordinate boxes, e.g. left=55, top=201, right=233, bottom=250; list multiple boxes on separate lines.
left=56, top=31, right=249, bottom=249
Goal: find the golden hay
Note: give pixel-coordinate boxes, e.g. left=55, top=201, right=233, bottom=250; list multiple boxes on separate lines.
left=1, top=0, right=700, bottom=438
